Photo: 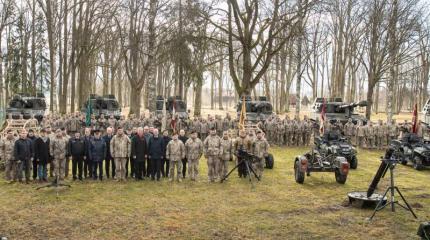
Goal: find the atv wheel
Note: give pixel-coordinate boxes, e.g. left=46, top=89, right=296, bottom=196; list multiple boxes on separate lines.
left=294, top=161, right=305, bottom=184
left=349, top=156, right=358, bottom=170
left=335, top=169, right=347, bottom=184
left=400, top=157, right=408, bottom=165
left=413, top=156, right=424, bottom=171
left=265, top=154, right=274, bottom=169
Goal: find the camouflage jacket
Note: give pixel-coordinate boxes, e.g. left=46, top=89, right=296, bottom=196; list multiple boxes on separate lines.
left=234, top=136, right=252, bottom=152
left=220, top=138, right=233, bottom=161
left=166, top=139, right=185, bottom=161
left=0, top=138, right=16, bottom=161
left=252, top=138, right=269, bottom=159
left=185, top=138, right=203, bottom=160
left=203, top=135, right=223, bottom=157
left=344, top=123, right=355, bottom=136
left=50, top=137, right=68, bottom=159
left=110, top=134, right=131, bottom=158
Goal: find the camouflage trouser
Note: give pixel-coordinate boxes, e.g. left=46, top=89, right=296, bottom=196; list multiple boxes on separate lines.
left=114, top=157, right=128, bottom=180
left=54, top=158, right=66, bottom=180
left=252, top=158, right=264, bottom=177
left=289, top=133, right=294, bottom=146
left=277, top=133, right=284, bottom=145
left=376, top=136, right=385, bottom=149
left=4, top=160, right=13, bottom=181
left=294, top=133, right=301, bottom=146
left=207, top=156, right=220, bottom=182
left=187, top=158, right=199, bottom=180
left=366, top=137, right=375, bottom=149
left=218, top=159, right=229, bottom=178
left=169, top=160, right=183, bottom=181
left=345, top=135, right=353, bottom=144
left=356, top=136, right=365, bottom=148
left=284, top=133, right=290, bottom=146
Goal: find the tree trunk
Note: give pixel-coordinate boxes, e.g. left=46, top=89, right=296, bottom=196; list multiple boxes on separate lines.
left=194, top=74, right=203, bottom=117
left=210, top=72, right=214, bottom=109
left=218, top=60, right=224, bottom=110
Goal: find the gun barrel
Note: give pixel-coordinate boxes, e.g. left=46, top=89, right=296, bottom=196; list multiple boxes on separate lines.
left=366, top=148, right=394, bottom=197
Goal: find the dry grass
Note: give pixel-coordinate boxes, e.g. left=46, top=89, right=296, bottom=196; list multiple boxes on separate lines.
left=0, top=147, right=429, bottom=240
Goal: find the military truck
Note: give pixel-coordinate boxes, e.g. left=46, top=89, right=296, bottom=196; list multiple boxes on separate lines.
left=81, top=94, right=122, bottom=119
left=6, top=93, right=47, bottom=121
left=236, top=96, right=274, bottom=123
left=311, top=98, right=368, bottom=125
left=155, top=96, right=188, bottom=119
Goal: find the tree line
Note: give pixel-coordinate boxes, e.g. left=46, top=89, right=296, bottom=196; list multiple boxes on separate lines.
left=0, top=0, right=429, bottom=121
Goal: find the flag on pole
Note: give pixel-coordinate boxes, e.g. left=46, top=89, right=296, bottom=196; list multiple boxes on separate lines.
left=319, top=98, right=326, bottom=135
left=85, top=97, right=92, bottom=127
left=412, top=103, right=418, bottom=134
left=170, top=98, right=177, bottom=133
left=239, top=95, right=246, bottom=131
left=161, top=98, right=167, bottom=132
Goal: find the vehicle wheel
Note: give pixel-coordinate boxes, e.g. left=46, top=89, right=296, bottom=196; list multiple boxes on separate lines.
left=294, top=161, right=305, bottom=184
left=265, top=154, right=274, bottom=169
left=413, top=157, right=424, bottom=171
left=349, top=156, right=358, bottom=170
left=335, top=169, right=347, bottom=184
left=400, top=157, right=408, bottom=165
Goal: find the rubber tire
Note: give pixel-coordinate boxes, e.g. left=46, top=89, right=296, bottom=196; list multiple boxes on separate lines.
left=413, top=156, right=423, bottom=171
left=335, top=169, right=347, bottom=184
left=294, top=161, right=305, bottom=184
left=400, top=157, right=408, bottom=165
left=349, top=156, right=358, bottom=170
left=265, top=154, right=274, bottom=169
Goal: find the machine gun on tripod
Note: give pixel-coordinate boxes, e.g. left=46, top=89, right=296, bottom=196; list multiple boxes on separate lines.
left=220, top=148, right=261, bottom=186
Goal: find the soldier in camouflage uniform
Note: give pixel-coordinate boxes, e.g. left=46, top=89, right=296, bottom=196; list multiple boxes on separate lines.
left=292, top=119, right=300, bottom=146
left=276, top=119, right=285, bottom=146
left=110, top=127, right=131, bottom=181
left=219, top=131, right=233, bottom=179
left=252, top=131, right=269, bottom=178
left=375, top=120, right=385, bottom=150
left=66, top=114, right=81, bottom=136
left=388, top=119, right=399, bottom=142
left=50, top=129, right=69, bottom=181
left=184, top=131, right=203, bottom=181
left=222, top=114, right=231, bottom=133
left=356, top=121, right=366, bottom=148
left=284, top=119, right=292, bottom=146
left=303, top=118, right=312, bottom=146
left=365, top=122, right=375, bottom=149
left=203, top=128, right=223, bottom=182
left=344, top=118, right=355, bottom=144
left=200, top=119, right=209, bottom=141
left=234, top=129, right=252, bottom=177
left=166, top=132, right=186, bottom=182
left=215, top=115, right=223, bottom=136
left=108, top=115, right=117, bottom=130
left=0, top=130, right=16, bottom=181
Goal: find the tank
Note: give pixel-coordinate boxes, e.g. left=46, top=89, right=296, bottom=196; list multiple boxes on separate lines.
left=6, top=93, right=47, bottom=121
left=236, top=96, right=274, bottom=123
left=155, top=96, right=188, bottom=119
left=81, top=94, right=121, bottom=119
left=311, top=98, right=368, bottom=125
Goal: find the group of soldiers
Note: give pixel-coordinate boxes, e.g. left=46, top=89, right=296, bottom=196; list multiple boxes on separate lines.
left=0, top=112, right=270, bottom=184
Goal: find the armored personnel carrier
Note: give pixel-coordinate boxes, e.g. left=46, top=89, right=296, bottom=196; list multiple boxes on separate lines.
left=236, top=96, right=274, bottom=123
left=155, top=96, right=188, bottom=119
left=311, top=97, right=368, bottom=125
left=6, top=93, right=47, bottom=121
left=81, top=94, right=121, bottom=119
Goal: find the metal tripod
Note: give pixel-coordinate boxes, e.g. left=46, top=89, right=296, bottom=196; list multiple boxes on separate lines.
left=220, top=157, right=261, bottom=186
left=369, top=162, right=417, bottom=220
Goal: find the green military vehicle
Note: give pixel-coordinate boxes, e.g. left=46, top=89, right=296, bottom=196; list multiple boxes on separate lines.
left=236, top=96, right=274, bottom=123
left=311, top=97, right=368, bottom=125
left=81, top=94, right=122, bottom=119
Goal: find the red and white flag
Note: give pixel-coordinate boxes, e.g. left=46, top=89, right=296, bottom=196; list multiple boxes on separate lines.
left=319, top=98, right=326, bottom=135
left=412, top=103, right=418, bottom=134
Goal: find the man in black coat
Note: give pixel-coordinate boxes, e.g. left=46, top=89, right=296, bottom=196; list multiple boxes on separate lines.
left=82, top=127, right=93, bottom=178
left=68, top=131, right=87, bottom=180
left=148, top=128, right=164, bottom=181
left=143, top=126, right=153, bottom=177
left=27, top=129, right=38, bottom=180
left=161, top=130, right=171, bottom=178
left=178, top=129, right=188, bottom=179
left=89, top=130, right=106, bottom=181
left=34, top=129, right=50, bottom=182
left=14, top=130, right=34, bottom=183
left=103, top=127, right=115, bottom=179
left=131, top=127, right=148, bottom=180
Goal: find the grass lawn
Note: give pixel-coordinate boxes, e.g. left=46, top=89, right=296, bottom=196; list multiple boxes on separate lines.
left=0, top=147, right=429, bottom=240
